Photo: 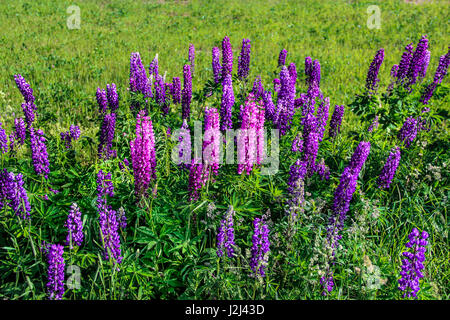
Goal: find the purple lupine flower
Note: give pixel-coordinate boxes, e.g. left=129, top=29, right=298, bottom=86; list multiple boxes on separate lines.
left=60, top=125, right=80, bottom=149
left=250, top=217, right=270, bottom=277
left=30, top=127, right=50, bottom=178
left=96, top=88, right=108, bottom=114
left=154, top=74, right=168, bottom=115
left=237, top=94, right=265, bottom=175
left=212, top=47, right=222, bottom=84
left=237, top=38, right=251, bottom=80
left=273, top=78, right=281, bottom=93
left=398, top=228, right=429, bottom=299
left=286, top=159, right=307, bottom=221
left=60, top=131, right=71, bottom=149
left=252, top=76, right=264, bottom=100
left=329, top=105, right=345, bottom=138
left=221, top=36, right=233, bottom=80
left=220, top=73, right=234, bottom=131
left=172, top=77, right=181, bottom=104
left=419, top=50, right=431, bottom=79
left=316, top=158, right=330, bottom=180
left=106, top=83, right=119, bottom=112
left=365, top=48, right=385, bottom=94
left=368, top=115, right=379, bottom=133
left=188, top=159, right=208, bottom=201
left=178, top=119, right=192, bottom=166
left=0, top=169, right=31, bottom=219
left=397, top=43, right=414, bottom=82
left=21, top=102, right=36, bottom=128
left=420, top=49, right=450, bottom=104
left=96, top=170, right=122, bottom=265
left=288, top=62, right=297, bottom=90
left=130, top=111, right=157, bottom=198
left=291, top=133, right=304, bottom=153
left=320, top=274, right=335, bottom=295
left=273, top=66, right=295, bottom=136
left=316, top=97, right=330, bottom=142
left=378, top=146, right=401, bottom=189
left=165, top=82, right=173, bottom=103
left=406, top=35, right=428, bottom=87
left=129, top=52, right=149, bottom=94
left=349, top=141, right=371, bottom=175
left=65, top=203, right=84, bottom=249
left=0, top=122, right=8, bottom=154
left=305, top=56, right=313, bottom=84
left=188, top=43, right=195, bottom=75
left=300, top=112, right=319, bottom=173
left=216, top=205, right=236, bottom=258
left=307, top=59, right=321, bottom=98
left=287, top=159, right=307, bottom=195
left=182, top=64, right=192, bottom=120
left=203, top=107, right=221, bottom=178
left=118, top=207, right=127, bottom=229
left=149, top=55, right=159, bottom=79
left=70, top=125, right=81, bottom=141
left=391, top=64, right=399, bottom=78
left=14, top=74, right=35, bottom=104
left=262, top=90, right=275, bottom=121
left=98, top=113, right=116, bottom=159
left=398, top=117, right=418, bottom=148
left=14, top=118, right=26, bottom=145
left=278, top=49, right=287, bottom=67
left=46, top=244, right=65, bottom=300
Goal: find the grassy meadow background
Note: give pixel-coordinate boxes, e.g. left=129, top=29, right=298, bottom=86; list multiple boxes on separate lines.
left=0, top=0, right=449, bottom=300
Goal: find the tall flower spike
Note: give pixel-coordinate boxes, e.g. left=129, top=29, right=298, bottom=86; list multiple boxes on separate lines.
left=30, top=127, right=50, bottom=178
left=398, top=117, right=418, bottom=148
left=329, top=105, right=345, bottom=138
left=397, top=43, right=414, bottom=82
left=14, top=118, right=26, bottom=145
left=172, top=77, right=181, bottom=104
left=286, top=159, right=307, bottom=221
left=273, top=66, right=295, bottom=136
left=378, top=146, right=401, bottom=189
left=65, top=203, right=84, bottom=249
left=316, top=97, right=330, bottom=142
left=178, top=119, right=192, bottom=167
left=291, top=133, right=304, bottom=153
left=130, top=111, right=157, bottom=198
left=252, top=76, right=264, bottom=100
left=188, top=43, right=195, bottom=75
left=96, top=88, right=108, bottom=114
left=250, top=217, right=270, bottom=278
left=14, top=74, right=35, bottom=104
left=212, top=47, right=222, bottom=84
left=98, top=113, right=117, bottom=159
left=365, top=48, right=385, bottom=94
left=188, top=159, right=208, bottom=201
left=420, top=49, right=450, bottom=104
left=221, top=36, right=233, bottom=80
left=0, top=122, right=8, bottom=154
left=216, top=205, right=236, bottom=258
left=182, top=64, right=192, bottom=120
left=419, top=50, right=430, bottom=80
left=46, top=244, right=65, bottom=300
left=406, top=35, right=428, bottom=87
left=262, top=90, right=275, bottom=121
left=203, top=107, right=220, bottom=178
left=106, top=83, right=119, bottom=112
left=398, top=228, right=429, bottom=299
left=237, top=38, right=251, bottom=80
left=349, top=141, right=371, bottom=175
left=305, top=56, right=313, bottom=84
left=220, top=73, right=234, bottom=131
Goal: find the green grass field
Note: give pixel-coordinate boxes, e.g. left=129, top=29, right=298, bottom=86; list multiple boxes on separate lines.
left=0, top=0, right=449, bottom=301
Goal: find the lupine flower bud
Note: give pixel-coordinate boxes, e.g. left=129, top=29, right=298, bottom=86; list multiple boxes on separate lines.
left=221, top=36, right=233, bottom=80
left=305, top=56, right=313, bottom=84
left=250, top=217, right=270, bottom=277
left=329, top=105, right=345, bottom=138
left=217, top=205, right=236, bottom=258
left=96, top=88, right=108, bottom=114
left=14, top=118, right=26, bottom=145
left=182, top=64, right=192, bottom=120
left=46, top=244, right=65, bottom=300
left=398, top=117, right=418, bottom=148
left=238, top=38, right=251, bottom=80
left=98, top=113, right=117, bottom=159
left=365, top=48, right=385, bottom=94
left=106, top=83, right=119, bottom=112
left=188, top=43, right=195, bottom=75
left=278, top=49, right=287, bottom=67
left=220, top=73, right=235, bottom=131
left=397, top=43, right=414, bottom=82
left=172, top=77, right=181, bottom=104
left=14, top=74, right=35, bottom=104
left=378, top=146, right=401, bottom=189
left=21, top=102, right=36, bottom=128
left=419, top=50, right=430, bottom=79
left=212, top=47, right=222, bottom=83
left=398, top=228, right=429, bottom=298
left=65, top=203, right=84, bottom=249
left=30, top=127, right=50, bottom=178
left=407, top=35, right=428, bottom=87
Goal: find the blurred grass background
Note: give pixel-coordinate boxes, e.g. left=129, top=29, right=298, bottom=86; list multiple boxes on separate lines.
left=0, top=0, right=449, bottom=133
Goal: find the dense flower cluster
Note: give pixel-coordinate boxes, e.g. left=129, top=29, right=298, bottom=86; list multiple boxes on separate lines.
left=238, top=38, right=251, bottom=80
left=15, top=74, right=37, bottom=127
left=398, top=117, right=418, bottom=147
left=365, top=48, right=385, bottom=94
left=278, top=49, right=287, bottom=67
left=406, top=35, right=428, bottom=87
left=252, top=76, right=264, bottom=100
left=188, top=159, right=208, bottom=201
left=396, top=43, right=414, bottom=83
left=96, top=170, right=122, bottom=265
left=378, top=146, right=401, bottom=189
left=273, top=66, right=295, bottom=136
left=221, top=36, right=233, bottom=80
left=130, top=111, right=157, bottom=198
left=216, top=205, right=236, bottom=258
left=14, top=118, right=26, bottom=146
left=171, top=77, right=181, bottom=104
left=96, top=87, right=108, bottom=114
left=250, top=217, right=270, bottom=277
left=212, top=47, right=222, bottom=84
left=262, top=90, right=275, bottom=121
left=182, top=64, right=192, bottom=120
left=106, top=83, right=119, bottom=112
left=291, top=133, right=304, bottom=153
left=220, top=73, right=235, bottom=131
left=398, top=228, right=429, bottom=298
left=60, top=125, right=80, bottom=149
left=237, top=94, right=265, bottom=175
left=0, top=169, right=31, bottom=219
left=98, top=113, right=117, bottom=159
left=30, top=127, right=50, bottom=178
left=316, top=97, right=330, bottom=142
left=329, top=105, right=344, bottom=138
left=64, top=203, right=84, bottom=249
left=46, top=244, right=65, bottom=300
